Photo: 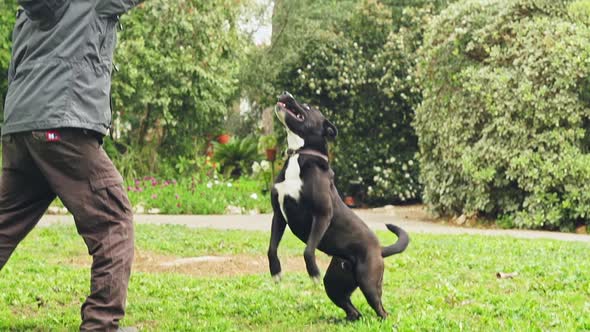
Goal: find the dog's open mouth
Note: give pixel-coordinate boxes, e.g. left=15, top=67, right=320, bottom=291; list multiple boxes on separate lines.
left=276, top=102, right=305, bottom=122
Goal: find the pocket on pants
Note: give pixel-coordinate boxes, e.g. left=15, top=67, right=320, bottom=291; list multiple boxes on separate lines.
left=89, top=174, right=132, bottom=220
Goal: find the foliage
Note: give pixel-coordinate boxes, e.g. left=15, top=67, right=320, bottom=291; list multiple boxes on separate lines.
left=271, top=0, right=436, bottom=204
left=2, top=224, right=590, bottom=330
left=239, top=0, right=357, bottom=106
left=257, top=133, right=277, bottom=152
left=242, top=0, right=458, bottom=204
left=212, top=136, right=259, bottom=178
left=126, top=175, right=270, bottom=214
left=415, top=0, right=590, bottom=230
left=250, top=159, right=273, bottom=193
left=111, top=0, right=248, bottom=160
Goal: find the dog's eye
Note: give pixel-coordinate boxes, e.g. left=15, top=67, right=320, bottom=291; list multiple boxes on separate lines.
left=296, top=113, right=305, bottom=120
left=304, top=104, right=311, bottom=111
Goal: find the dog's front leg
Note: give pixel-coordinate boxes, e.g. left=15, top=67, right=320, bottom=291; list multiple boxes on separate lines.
left=268, top=212, right=287, bottom=281
left=304, top=213, right=332, bottom=281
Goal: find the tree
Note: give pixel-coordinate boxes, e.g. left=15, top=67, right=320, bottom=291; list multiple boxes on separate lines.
left=416, top=0, right=590, bottom=230
left=243, top=0, right=453, bottom=204
left=111, top=0, right=248, bottom=168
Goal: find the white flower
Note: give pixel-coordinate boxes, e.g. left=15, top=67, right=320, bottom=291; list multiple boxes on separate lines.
left=214, top=180, right=220, bottom=185
left=405, top=173, right=410, bottom=178
left=227, top=182, right=233, bottom=187
left=408, top=160, right=414, bottom=166
left=260, top=160, right=271, bottom=171
left=207, top=182, right=213, bottom=188
left=250, top=193, right=259, bottom=200
left=252, top=162, right=261, bottom=173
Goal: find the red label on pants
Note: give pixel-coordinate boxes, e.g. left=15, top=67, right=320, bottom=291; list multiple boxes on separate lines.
left=46, top=131, right=61, bottom=142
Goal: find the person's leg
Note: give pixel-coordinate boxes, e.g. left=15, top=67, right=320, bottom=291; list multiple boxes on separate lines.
left=25, top=129, right=134, bottom=332
left=0, top=134, right=55, bottom=270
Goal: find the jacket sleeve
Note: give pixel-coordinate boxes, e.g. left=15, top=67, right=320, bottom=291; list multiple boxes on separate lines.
left=95, top=0, right=144, bottom=17
left=7, top=9, right=25, bottom=87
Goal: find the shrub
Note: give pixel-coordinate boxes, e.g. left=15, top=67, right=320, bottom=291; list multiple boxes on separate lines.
left=111, top=0, right=247, bottom=159
left=415, top=0, right=590, bottom=230
left=277, top=0, right=428, bottom=204
left=212, top=136, right=259, bottom=178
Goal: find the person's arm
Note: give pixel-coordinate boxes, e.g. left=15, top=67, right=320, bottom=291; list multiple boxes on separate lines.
left=95, top=0, right=145, bottom=17
left=7, top=9, right=25, bottom=87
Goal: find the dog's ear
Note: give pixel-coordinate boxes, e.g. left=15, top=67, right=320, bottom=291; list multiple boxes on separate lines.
left=323, top=120, right=338, bottom=140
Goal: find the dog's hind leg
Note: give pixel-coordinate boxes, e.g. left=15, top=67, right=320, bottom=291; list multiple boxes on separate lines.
left=323, top=257, right=361, bottom=321
left=355, top=257, right=388, bottom=319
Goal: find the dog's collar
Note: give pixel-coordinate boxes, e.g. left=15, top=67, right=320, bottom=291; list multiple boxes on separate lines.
left=287, top=148, right=329, bottom=162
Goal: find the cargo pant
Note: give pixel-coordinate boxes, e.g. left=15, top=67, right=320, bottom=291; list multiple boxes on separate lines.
left=0, top=129, right=134, bottom=331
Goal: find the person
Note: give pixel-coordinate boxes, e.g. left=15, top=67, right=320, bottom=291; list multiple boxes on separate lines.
left=1, top=0, right=143, bottom=331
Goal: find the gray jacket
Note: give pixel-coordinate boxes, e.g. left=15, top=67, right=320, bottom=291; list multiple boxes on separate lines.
left=3, top=0, right=142, bottom=136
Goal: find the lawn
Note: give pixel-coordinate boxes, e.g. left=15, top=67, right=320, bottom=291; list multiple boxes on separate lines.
left=0, top=224, right=589, bottom=331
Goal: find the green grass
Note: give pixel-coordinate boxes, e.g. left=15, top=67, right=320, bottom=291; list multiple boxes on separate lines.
left=1, top=224, right=589, bottom=331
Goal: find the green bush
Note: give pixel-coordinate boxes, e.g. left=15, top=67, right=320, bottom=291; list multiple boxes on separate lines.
left=276, top=1, right=432, bottom=204
left=212, top=136, right=259, bottom=178
left=111, top=0, right=247, bottom=159
left=415, top=0, right=590, bottom=230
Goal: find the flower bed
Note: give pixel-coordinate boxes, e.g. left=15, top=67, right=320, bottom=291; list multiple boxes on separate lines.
left=127, top=176, right=271, bottom=215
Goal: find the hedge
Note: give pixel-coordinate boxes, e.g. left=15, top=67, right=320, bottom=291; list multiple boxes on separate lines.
left=415, top=0, right=590, bottom=230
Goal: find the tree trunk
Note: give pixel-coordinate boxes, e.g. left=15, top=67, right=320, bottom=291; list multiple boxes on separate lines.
left=271, top=0, right=286, bottom=45
left=137, top=104, right=152, bottom=146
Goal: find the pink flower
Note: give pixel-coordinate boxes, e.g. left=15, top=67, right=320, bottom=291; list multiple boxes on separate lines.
left=127, top=186, right=133, bottom=191
left=151, top=180, right=158, bottom=186
left=172, top=180, right=177, bottom=185
left=175, top=194, right=180, bottom=199
left=151, top=194, right=158, bottom=199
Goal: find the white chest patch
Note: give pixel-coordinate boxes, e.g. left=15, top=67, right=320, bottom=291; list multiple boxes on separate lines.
left=274, top=154, right=303, bottom=223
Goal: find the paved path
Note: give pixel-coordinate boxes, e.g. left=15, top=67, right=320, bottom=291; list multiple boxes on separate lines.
left=38, top=206, right=590, bottom=243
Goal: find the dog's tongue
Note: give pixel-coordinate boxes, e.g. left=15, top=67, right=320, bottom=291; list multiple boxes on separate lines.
left=277, top=102, right=286, bottom=108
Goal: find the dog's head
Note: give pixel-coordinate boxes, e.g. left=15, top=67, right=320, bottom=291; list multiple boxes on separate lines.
left=275, top=92, right=337, bottom=150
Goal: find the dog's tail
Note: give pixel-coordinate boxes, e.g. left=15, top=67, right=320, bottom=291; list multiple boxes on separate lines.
left=381, top=224, right=410, bottom=258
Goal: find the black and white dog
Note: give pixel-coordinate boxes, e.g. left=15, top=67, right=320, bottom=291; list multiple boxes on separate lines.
left=267, top=92, right=410, bottom=320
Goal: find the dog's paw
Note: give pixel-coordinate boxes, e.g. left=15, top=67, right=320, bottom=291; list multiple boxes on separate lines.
left=311, top=275, right=321, bottom=285
left=272, top=272, right=282, bottom=283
